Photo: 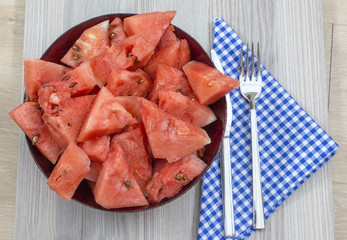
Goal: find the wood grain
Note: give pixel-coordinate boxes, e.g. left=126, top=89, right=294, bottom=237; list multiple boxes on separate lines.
left=323, top=0, right=347, bottom=25
left=327, top=23, right=347, bottom=239
left=0, top=0, right=25, bottom=239
left=1, top=0, right=338, bottom=239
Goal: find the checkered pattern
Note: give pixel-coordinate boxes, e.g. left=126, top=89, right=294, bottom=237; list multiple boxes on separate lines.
left=198, top=18, right=339, bottom=240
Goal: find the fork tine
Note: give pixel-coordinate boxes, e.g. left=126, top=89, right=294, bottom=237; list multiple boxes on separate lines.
left=257, top=42, right=261, bottom=77
left=251, top=42, right=255, bottom=79
left=239, top=42, right=243, bottom=77
left=245, top=43, right=249, bottom=80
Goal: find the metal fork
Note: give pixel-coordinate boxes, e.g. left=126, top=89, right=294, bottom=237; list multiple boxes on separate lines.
left=239, top=42, right=265, bottom=229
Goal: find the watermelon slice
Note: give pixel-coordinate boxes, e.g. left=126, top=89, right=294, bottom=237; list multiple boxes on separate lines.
left=158, top=91, right=216, bottom=127
left=111, top=124, right=152, bottom=193
left=61, top=20, right=109, bottom=68
left=140, top=98, right=211, bottom=162
left=149, top=64, right=196, bottom=102
left=47, top=142, right=91, bottom=201
left=124, top=11, right=176, bottom=52
left=78, top=135, right=110, bottom=162
left=108, top=17, right=127, bottom=47
left=114, top=96, right=141, bottom=122
left=9, top=102, right=61, bottom=164
left=106, top=69, right=152, bottom=98
left=177, top=39, right=191, bottom=69
left=183, top=60, right=240, bottom=105
left=50, top=61, right=97, bottom=97
left=85, top=161, right=103, bottom=182
left=157, top=25, right=178, bottom=50
left=41, top=93, right=95, bottom=148
left=146, top=154, right=207, bottom=203
left=143, top=41, right=180, bottom=79
left=24, top=59, right=69, bottom=101
left=78, top=87, right=137, bottom=142
left=94, top=143, right=148, bottom=209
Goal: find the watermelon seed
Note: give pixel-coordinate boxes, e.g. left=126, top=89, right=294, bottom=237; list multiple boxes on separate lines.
left=175, top=173, right=184, bottom=180
left=72, top=45, right=79, bottom=51
left=109, top=32, right=116, bottom=39
left=73, top=54, right=79, bottom=60
left=181, top=92, right=188, bottom=97
left=36, top=104, right=41, bottom=110
left=24, top=96, right=30, bottom=102
left=137, top=79, right=145, bottom=84
left=125, top=180, right=131, bottom=188
left=122, top=125, right=129, bottom=130
left=61, top=75, right=70, bottom=81
left=156, top=99, right=159, bottom=105
left=128, top=53, right=133, bottom=57
left=31, top=135, right=39, bottom=145
left=144, top=192, right=149, bottom=199
left=175, top=89, right=182, bottom=93
left=159, top=185, right=163, bottom=191
left=69, top=82, right=77, bottom=88
left=146, top=178, right=152, bottom=185
left=134, top=59, right=140, bottom=65
left=183, top=178, right=190, bottom=184
left=207, top=81, right=213, bottom=86
left=198, top=148, right=205, bottom=158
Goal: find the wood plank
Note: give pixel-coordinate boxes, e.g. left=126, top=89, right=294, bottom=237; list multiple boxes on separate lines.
left=328, top=23, right=347, bottom=239
left=12, top=0, right=334, bottom=239
left=323, top=0, right=347, bottom=24
left=0, top=0, right=25, bottom=239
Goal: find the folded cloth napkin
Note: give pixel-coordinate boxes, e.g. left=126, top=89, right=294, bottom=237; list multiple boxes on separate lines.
left=198, top=18, right=339, bottom=240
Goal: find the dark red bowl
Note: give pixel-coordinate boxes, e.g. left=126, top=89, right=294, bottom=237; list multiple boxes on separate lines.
left=26, top=14, right=226, bottom=212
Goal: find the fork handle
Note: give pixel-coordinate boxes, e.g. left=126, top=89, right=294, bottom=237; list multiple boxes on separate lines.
left=250, top=107, right=265, bottom=229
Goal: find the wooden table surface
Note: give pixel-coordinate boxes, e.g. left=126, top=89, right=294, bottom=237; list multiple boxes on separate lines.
left=1, top=0, right=345, bottom=239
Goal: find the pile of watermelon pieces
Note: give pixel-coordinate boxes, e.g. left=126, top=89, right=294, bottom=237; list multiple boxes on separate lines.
left=10, top=11, right=239, bottom=209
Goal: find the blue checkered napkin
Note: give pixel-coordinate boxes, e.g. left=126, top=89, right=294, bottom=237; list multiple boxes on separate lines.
left=197, top=18, right=339, bottom=240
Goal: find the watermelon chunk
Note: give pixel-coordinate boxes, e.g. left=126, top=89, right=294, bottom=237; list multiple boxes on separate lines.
left=140, top=98, right=211, bottom=162
left=41, top=92, right=95, bottom=148
left=158, top=91, right=217, bottom=127
left=149, top=64, right=196, bottom=102
left=124, top=11, right=176, bottom=52
left=24, top=59, right=69, bottom=101
left=157, top=25, right=178, bottom=50
left=114, top=96, right=141, bottom=122
left=78, top=87, right=137, bottom=142
left=94, top=144, right=148, bottom=209
left=124, top=35, right=155, bottom=69
left=85, top=161, right=103, bottom=182
left=50, top=61, right=97, bottom=97
left=106, top=69, right=152, bottom=98
left=111, top=124, right=152, bottom=193
left=143, top=41, right=180, bottom=79
left=10, top=102, right=61, bottom=164
left=61, top=20, right=109, bottom=68
left=47, top=142, right=91, bottom=201
left=78, top=135, right=110, bottom=162
left=183, top=60, right=240, bottom=105
left=146, top=154, right=207, bottom=203
left=177, top=39, right=191, bottom=69
left=108, top=17, right=127, bottom=47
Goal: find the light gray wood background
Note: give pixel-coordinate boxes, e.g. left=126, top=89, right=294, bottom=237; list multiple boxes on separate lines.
left=1, top=0, right=342, bottom=239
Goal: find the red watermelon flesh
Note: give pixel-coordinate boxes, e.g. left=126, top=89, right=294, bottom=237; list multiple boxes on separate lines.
left=124, top=35, right=155, bottom=70
left=149, top=64, right=196, bottom=102
left=78, top=87, right=137, bottom=142
left=85, top=161, right=103, bottom=182
left=140, top=98, right=211, bottom=162
left=177, top=39, right=191, bottom=69
left=146, top=154, right=207, bottom=203
left=42, top=94, right=95, bottom=148
left=143, top=41, right=180, bottom=79
left=24, top=58, right=69, bottom=102
left=50, top=61, right=97, bottom=97
left=111, top=124, right=152, bottom=193
left=9, top=102, right=61, bottom=164
left=183, top=60, right=240, bottom=105
left=61, top=20, right=109, bottom=68
left=158, top=91, right=217, bottom=127
left=79, top=135, right=110, bottom=162
left=47, top=142, right=91, bottom=201
left=114, top=96, right=141, bottom=122
left=124, top=11, right=176, bottom=52
left=106, top=69, right=152, bottom=98
left=94, top=143, right=148, bottom=209
left=108, top=17, right=127, bottom=47
left=153, top=158, right=170, bottom=173
left=157, top=25, right=178, bottom=50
